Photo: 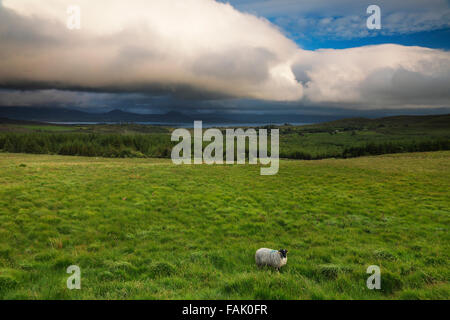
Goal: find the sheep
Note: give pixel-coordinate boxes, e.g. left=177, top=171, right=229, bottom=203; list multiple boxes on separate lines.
left=255, top=248, right=288, bottom=271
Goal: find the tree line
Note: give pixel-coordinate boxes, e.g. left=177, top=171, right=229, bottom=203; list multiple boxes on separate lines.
left=281, top=140, right=450, bottom=160
left=0, top=133, right=172, bottom=158
left=0, top=132, right=449, bottom=160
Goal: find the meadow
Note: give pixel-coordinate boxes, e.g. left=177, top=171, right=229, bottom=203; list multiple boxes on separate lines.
left=1, top=114, right=449, bottom=160
left=0, top=151, right=448, bottom=299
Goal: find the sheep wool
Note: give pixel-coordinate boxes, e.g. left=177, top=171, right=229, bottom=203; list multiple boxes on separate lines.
left=255, top=248, right=288, bottom=270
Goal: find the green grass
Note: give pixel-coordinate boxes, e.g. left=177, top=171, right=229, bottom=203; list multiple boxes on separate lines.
left=0, top=152, right=449, bottom=299
left=20, top=125, right=76, bottom=132
left=277, top=115, right=450, bottom=158
left=1, top=114, right=449, bottom=160
left=0, top=122, right=171, bottom=134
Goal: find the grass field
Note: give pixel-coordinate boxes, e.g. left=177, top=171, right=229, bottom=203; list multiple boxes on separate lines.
left=0, top=152, right=449, bottom=299
left=1, top=114, right=449, bottom=160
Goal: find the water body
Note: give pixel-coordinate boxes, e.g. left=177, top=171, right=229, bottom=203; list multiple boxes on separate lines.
left=47, top=122, right=312, bottom=128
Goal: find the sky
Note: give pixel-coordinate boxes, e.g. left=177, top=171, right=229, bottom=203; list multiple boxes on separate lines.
left=223, top=0, right=450, bottom=50
left=0, top=0, right=449, bottom=117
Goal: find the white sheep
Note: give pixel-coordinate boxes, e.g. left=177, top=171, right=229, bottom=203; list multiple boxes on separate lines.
left=255, top=248, right=288, bottom=271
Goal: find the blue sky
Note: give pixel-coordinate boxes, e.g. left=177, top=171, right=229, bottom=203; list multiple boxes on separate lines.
left=296, top=29, right=450, bottom=51
left=222, top=0, right=450, bottom=50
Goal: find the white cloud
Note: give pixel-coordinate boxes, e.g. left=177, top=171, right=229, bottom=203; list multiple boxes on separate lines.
left=233, top=0, right=450, bottom=39
left=0, top=0, right=449, bottom=110
left=0, top=0, right=303, bottom=101
left=294, top=44, right=450, bottom=108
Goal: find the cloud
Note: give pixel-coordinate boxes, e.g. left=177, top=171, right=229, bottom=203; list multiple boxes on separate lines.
left=230, top=0, right=450, bottom=18
left=231, top=0, right=450, bottom=39
left=293, top=44, right=450, bottom=109
left=0, top=0, right=303, bottom=101
left=0, top=0, right=449, bottom=111
left=0, top=89, right=133, bottom=109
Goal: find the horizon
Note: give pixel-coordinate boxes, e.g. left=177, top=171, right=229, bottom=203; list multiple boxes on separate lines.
left=2, top=105, right=450, bottom=126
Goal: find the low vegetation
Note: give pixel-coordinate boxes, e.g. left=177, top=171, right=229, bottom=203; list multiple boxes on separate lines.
left=0, top=151, right=448, bottom=299
left=1, top=115, right=449, bottom=160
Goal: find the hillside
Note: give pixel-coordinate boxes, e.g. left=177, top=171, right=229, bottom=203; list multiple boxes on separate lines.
left=287, top=114, right=450, bottom=132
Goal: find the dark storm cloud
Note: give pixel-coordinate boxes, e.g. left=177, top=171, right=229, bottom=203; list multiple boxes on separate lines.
left=0, top=0, right=449, bottom=111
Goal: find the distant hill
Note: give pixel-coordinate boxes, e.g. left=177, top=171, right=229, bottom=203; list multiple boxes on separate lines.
left=1, top=106, right=449, bottom=127
left=296, top=114, right=450, bottom=131
left=0, top=117, right=51, bottom=125
left=0, top=106, right=341, bottom=124
left=0, top=107, right=200, bottom=123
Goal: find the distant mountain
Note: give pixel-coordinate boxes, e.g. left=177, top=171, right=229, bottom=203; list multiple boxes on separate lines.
left=0, top=106, right=341, bottom=124
left=0, top=107, right=199, bottom=123
left=1, top=109, right=448, bottom=131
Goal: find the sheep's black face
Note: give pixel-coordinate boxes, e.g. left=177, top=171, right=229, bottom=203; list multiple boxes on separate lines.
left=279, top=249, right=288, bottom=258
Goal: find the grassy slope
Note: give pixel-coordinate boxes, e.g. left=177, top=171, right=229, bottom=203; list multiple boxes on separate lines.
left=0, top=152, right=448, bottom=299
